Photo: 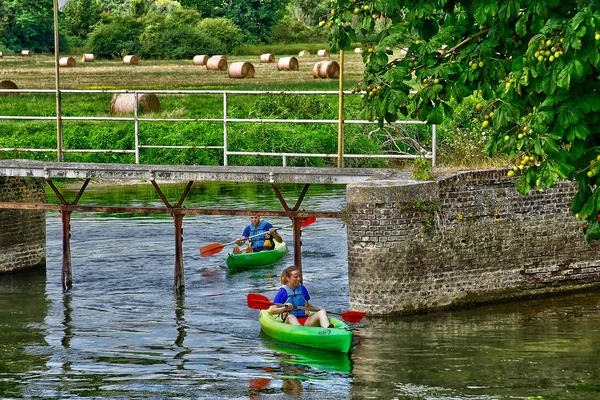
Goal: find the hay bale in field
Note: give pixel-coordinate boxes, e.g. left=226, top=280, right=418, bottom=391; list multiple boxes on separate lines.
left=0, top=80, right=19, bottom=97
left=59, top=56, right=76, bottom=67
left=317, top=49, right=330, bottom=57
left=228, top=62, right=255, bottom=79
left=193, top=55, right=209, bottom=65
left=81, top=53, right=95, bottom=62
left=354, top=48, right=362, bottom=54
left=110, top=93, right=161, bottom=115
left=21, top=50, right=31, bottom=57
left=260, top=53, right=275, bottom=63
left=312, top=61, right=340, bottom=79
left=123, top=55, right=139, bottom=65
left=206, top=55, right=227, bottom=71
left=298, top=50, right=310, bottom=57
left=277, top=56, right=299, bottom=71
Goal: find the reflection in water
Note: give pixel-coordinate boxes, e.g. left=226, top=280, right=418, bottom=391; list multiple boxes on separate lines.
left=2, top=182, right=600, bottom=399
left=260, top=331, right=352, bottom=373
left=0, top=268, right=50, bottom=397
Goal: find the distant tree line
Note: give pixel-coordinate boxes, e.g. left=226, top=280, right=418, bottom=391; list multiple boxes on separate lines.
left=0, top=0, right=330, bottom=57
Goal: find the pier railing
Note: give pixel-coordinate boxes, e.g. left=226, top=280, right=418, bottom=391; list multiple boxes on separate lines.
left=0, top=89, right=436, bottom=167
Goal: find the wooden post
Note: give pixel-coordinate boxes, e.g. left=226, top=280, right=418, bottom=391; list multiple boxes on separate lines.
left=292, top=216, right=303, bottom=275
left=61, top=209, right=73, bottom=291
left=173, top=213, right=185, bottom=289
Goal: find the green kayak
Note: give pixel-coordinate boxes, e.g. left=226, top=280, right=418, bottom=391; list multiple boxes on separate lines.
left=258, top=310, right=353, bottom=353
left=226, top=240, right=287, bottom=270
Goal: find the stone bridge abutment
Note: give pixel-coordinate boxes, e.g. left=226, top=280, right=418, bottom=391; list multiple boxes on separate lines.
left=346, top=169, right=600, bottom=315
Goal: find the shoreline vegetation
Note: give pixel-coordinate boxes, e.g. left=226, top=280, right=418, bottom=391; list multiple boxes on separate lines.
left=0, top=49, right=507, bottom=171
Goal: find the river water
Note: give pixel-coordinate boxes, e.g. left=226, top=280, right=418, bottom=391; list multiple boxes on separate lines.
left=1, top=182, right=599, bottom=399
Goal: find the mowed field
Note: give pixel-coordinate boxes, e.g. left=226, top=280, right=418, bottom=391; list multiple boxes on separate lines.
left=0, top=52, right=368, bottom=90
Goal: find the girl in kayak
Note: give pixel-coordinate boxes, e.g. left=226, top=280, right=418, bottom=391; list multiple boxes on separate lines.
left=269, top=265, right=334, bottom=328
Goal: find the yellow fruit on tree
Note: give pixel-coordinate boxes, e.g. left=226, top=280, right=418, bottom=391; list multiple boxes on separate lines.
left=482, top=120, right=489, bottom=128
left=507, top=170, right=515, bottom=177
left=475, top=103, right=484, bottom=111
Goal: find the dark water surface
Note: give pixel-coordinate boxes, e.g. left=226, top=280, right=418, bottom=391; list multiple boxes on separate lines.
left=1, top=182, right=599, bottom=399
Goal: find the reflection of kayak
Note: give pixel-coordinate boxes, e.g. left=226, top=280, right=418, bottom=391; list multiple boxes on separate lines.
left=260, top=331, right=352, bottom=373
left=259, top=310, right=353, bottom=353
left=226, top=241, right=287, bottom=270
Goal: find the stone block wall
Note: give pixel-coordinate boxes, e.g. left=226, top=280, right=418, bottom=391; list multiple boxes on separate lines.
left=346, top=169, right=600, bottom=316
left=0, top=177, right=46, bottom=273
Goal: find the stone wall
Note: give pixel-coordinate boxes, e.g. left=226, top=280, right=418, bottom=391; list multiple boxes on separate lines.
left=0, top=177, right=46, bottom=273
left=346, top=169, right=600, bottom=316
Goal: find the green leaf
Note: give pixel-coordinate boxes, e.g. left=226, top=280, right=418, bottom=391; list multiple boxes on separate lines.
left=571, top=59, right=584, bottom=79
left=426, top=104, right=444, bottom=125
left=515, top=13, right=528, bottom=36
left=573, top=124, right=591, bottom=139
left=474, top=6, right=487, bottom=24
left=557, top=66, right=571, bottom=88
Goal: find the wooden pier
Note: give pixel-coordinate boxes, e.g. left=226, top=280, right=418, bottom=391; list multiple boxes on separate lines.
left=0, top=160, right=411, bottom=291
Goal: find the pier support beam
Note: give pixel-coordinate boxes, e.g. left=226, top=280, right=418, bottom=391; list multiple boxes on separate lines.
left=60, top=209, right=73, bottom=292
left=173, top=213, right=184, bottom=289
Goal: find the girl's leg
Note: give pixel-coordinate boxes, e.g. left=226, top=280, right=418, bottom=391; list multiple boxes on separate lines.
left=285, top=314, right=301, bottom=326
left=305, top=310, right=331, bottom=328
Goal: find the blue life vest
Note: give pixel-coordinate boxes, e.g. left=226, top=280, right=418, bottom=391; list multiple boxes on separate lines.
left=248, top=221, right=272, bottom=249
left=282, top=284, right=307, bottom=318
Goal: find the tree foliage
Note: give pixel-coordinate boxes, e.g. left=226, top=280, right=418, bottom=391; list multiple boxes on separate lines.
left=0, top=0, right=55, bottom=52
left=224, top=0, right=289, bottom=43
left=330, top=0, right=600, bottom=241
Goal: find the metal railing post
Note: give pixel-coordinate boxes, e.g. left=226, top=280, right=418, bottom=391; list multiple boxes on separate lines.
left=432, top=124, right=437, bottom=167
left=223, top=93, right=228, bottom=166
left=134, top=92, right=140, bottom=164
left=337, top=50, right=345, bottom=168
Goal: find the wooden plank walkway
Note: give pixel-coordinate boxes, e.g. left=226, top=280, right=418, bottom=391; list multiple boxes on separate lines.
left=0, top=159, right=412, bottom=184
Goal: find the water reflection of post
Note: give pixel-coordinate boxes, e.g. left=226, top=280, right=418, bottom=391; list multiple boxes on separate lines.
left=61, top=293, right=73, bottom=349
left=61, top=293, right=73, bottom=372
left=173, top=291, right=188, bottom=365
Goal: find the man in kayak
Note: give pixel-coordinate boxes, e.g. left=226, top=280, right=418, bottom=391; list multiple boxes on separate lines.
left=268, top=265, right=334, bottom=329
left=233, top=215, right=282, bottom=254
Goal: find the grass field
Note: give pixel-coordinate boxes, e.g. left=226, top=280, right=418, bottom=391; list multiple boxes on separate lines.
left=0, top=51, right=501, bottom=169
left=0, top=52, right=366, bottom=90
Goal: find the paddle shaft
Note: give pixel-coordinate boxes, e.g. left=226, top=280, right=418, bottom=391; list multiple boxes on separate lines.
left=246, top=293, right=366, bottom=323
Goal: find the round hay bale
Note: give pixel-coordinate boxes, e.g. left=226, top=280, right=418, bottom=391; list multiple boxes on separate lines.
left=317, top=49, right=330, bottom=57
left=123, top=55, right=139, bottom=65
left=313, top=61, right=340, bottom=79
left=228, top=62, right=255, bottom=79
left=277, top=56, right=299, bottom=71
left=206, top=56, right=227, bottom=71
left=21, top=50, right=31, bottom=57
left=81, top=53, right=95, bottom=62
left=193, top=55, right=209, bottom=65
left=110, top=93, right=161, bottom=115
left=354, top=47, right=362, bottom=54
left=298, top=50, right=310, bottom=57
left=312, top=61, right=323, bottom=79
left=260, top=53, right=275, bottom=63
left=59, top=56, right=76, bottom=67
left=0, top=80, right=19, bottom=97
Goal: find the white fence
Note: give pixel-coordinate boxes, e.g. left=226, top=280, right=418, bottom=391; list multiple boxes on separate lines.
left=0, top=89, right=436, bottom=167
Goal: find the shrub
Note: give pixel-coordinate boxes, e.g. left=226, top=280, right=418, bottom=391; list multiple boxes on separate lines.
left=436, top=95, right=507, bottom=167
left=86, top=16, right=144, bottom=58
left=270, top=15, right=324, bottom=44
left=139, top=25, right=226, bottom=59
left=197, top=18, right=243, bottom=54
